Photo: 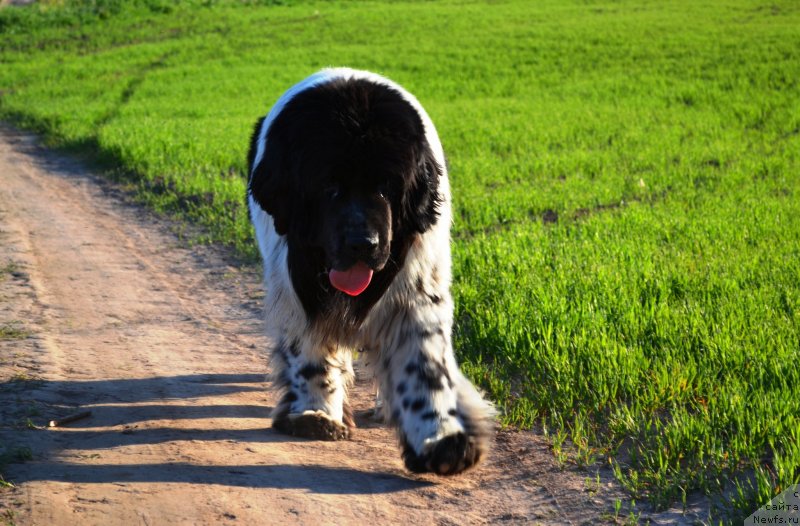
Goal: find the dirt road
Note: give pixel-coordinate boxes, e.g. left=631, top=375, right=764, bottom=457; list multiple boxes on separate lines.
left=0, top=126, right=697, bottom=525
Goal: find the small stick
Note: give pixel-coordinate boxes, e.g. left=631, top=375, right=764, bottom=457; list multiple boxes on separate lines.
left=48, top=410, right=92, bottom=428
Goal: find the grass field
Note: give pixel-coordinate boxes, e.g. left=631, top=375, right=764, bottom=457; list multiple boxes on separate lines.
left=1, top=0, right=799, bottom=521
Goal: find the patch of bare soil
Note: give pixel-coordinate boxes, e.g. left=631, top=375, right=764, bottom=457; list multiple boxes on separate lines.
left=0, top=125, right=707, bottom=525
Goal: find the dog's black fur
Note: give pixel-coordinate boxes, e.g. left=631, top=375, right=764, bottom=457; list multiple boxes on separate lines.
left=248, top=78, right=442, bottom=331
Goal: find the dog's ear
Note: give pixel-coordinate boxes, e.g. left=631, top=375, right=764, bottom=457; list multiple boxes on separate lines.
left=248, top=118, right=292, bottom=235
left=404, top=145, right=443, bottom=234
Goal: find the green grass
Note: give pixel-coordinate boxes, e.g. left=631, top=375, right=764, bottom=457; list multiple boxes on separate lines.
left=0, top=262, right=21, bottom=281
left=0, top=325, right=29, bottom=341
left=2, top=0, right=799, bottom=521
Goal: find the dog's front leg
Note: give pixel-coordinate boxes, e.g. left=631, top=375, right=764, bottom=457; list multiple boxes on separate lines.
left=270, top=338, right=354, bottom=440
left=377, top=308, right=495, bottom=475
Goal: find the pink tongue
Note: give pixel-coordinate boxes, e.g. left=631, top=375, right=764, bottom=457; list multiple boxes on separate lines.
left=329, top=262, right=374, bottom=296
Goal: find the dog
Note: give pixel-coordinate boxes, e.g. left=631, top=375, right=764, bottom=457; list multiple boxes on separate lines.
left=247, top=68, right=494, bottom=475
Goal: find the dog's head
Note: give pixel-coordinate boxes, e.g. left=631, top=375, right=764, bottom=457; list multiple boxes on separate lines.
left=249, top=77, right=442, bottom=297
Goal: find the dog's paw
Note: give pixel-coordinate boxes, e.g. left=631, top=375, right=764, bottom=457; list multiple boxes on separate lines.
left=273, top=410, right=351, bottom=441
left=401, top=432, right=483, bottom=475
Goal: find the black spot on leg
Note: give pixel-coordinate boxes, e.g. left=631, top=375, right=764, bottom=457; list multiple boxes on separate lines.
left=396, top=382, right=407, bottom=395
left=410, top=398, right=425, bottom=412
left=416, top=276, right=425, bottom=292
left=448, top=408, right=457, bottom=417
left=420, top=410, right=438, bottom=420
left=288, top=341, right=300, bottom=356
left=283, top=391, right=298, bottom=403
left=418, top=327, right=445, bottom=340
left=403, top=355, right=448, bottom=391
left=427, top=294, right=442, bottom=305
left=402, top=398, right=411, bottom=409
left=277, top=371, right=292, bottom=389
left=419, top=359, right=447, bottom=390
left=299, top=363, right=326, bottom=380
left=405, top=361, right=417, bottom=375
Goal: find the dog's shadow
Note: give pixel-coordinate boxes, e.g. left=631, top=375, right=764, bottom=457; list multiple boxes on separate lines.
left=6, top=462, right=428, bottom=494
left=0, top=373, right=428, bottom=494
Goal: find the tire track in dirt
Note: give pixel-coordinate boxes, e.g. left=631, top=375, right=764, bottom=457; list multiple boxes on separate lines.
left=0, top=125, right=703, bottom=525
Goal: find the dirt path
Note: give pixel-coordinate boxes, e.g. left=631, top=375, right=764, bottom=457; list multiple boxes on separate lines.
left=0, top=126, right=700, bottom=525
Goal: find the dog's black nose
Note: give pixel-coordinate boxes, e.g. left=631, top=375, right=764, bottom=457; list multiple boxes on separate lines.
left=344, top=231, right=379, bottom=256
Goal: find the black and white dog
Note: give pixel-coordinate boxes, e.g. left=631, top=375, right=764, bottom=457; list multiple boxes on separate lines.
left=247, top=68, right=494, bottom=475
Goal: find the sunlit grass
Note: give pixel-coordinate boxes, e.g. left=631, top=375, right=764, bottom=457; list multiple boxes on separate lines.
left=1, top=0, right=799, bottom=520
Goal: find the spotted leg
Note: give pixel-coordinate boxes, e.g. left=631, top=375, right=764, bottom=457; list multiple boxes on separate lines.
left=270, top=339, right=355, bottom=440
left=378, top=318, right=495, bottom=475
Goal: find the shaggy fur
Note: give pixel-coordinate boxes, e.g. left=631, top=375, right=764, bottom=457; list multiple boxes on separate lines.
left=247, top=68, right=495, bottom=475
